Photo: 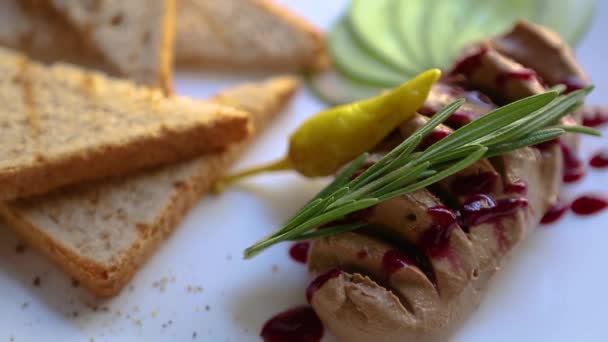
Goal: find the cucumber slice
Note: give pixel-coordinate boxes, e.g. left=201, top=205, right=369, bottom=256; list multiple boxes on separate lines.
left=392, top=0, right=428, bottom=69
left=316, top=0, right=595, bottom=105
left=424, top=0, right=471, bottom=68
left=328, top=18, right=405, bottom=87
left=567, top=0, right=595, bottom=46
left=535, top=0, right=596, bottom=46
left=441, top=0, right=537, bottom=65
left=306, top=70, right=383, bottom=106
left=393, top=0, right=538, bottom=72
left=348, top=0, right=417, bottom=75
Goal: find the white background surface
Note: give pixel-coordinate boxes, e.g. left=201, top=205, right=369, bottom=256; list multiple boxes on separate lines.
left=1, top=1, right=607, bottom=341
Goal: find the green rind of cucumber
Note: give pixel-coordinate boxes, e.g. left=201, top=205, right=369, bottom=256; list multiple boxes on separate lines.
left=348, top=0, right=418, bottom=76
left=328, top=17, right=405, bottom=87
left=306, top=70, right=383, bottom=106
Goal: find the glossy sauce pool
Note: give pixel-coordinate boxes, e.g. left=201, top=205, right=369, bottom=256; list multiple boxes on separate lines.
left=261, top=306, right=324, bottom=342
left=590, top=150, right=608, bottom=169
left=571, top=195, right=608, bottom=216
left=289, top=242, right=310, bottom=264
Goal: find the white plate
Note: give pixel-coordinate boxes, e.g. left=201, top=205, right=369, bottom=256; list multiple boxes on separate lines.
left=1, top=1, right=607, bottom=341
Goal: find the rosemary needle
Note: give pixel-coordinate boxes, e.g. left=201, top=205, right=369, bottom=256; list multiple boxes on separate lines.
left=244, top=87, right=599, bottom=259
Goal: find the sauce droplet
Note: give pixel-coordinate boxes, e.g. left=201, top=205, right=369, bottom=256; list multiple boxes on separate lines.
left=382, top=250, right=414, bottom=275
left=447, top=112, right=475, bottom=127
left=582, top=106, right=608, bottom=127
left=306, top=268, right=343, bottom=303
left=261, top=306, right=324, bottom=342
left=450, top=46, right=488, bottom=76
left=460, top=194, right=528, bottom=226
left=421, top=84, right=495, bottom=127
left=541, top=200, right=570, bottom=224
left=419, top=129, right=451, bottom=150
left=505, top=181, right=528, bottom=195
left=560, top=141, right=585, bottom=183
left=496, top=70, right=539, bottom=86
left=571, top=195, right=608, bottom=216
left=559, top=76, right=586, bottom=94
left=590, top=150, right=608, bottom=169
left=417, top=206, right=458, bottom=258
left=289, top=242, right=310, bottom=264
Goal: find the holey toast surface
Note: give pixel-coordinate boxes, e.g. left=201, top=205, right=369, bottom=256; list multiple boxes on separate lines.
left=0, top=76, right=299, bottom=297
left=175, top=0, right=327, bottom=71
left=0, top=47, right=250, bottom=200
left=50, top=0, right=177, bottom=93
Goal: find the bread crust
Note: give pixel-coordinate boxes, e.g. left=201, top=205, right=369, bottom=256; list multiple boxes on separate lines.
left=175, top=0, right=328, bottom=72
left=0, top=0, right=175, bottom=93
left=158, top=0, right=176, bottom=95
left=0, top=48, right=250, bottom=200
left=0, top=77, right=299, bottom=297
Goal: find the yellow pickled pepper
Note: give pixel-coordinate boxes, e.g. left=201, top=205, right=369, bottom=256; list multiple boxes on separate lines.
left=217, top=69, right=441, bottom=189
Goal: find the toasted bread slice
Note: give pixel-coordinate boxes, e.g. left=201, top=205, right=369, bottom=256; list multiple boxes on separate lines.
left=49, top=0, right=176, bottom=93
left=0, top=76, right=299, bottom=297
left=0, top=0, right=109, bottom=71
left=0, top=47, right=249, bottom=200
left=175, top=0, right=327, bottom=71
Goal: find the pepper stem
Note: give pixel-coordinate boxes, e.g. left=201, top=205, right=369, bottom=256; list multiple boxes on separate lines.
left=213, top=157, right=292, bottom=193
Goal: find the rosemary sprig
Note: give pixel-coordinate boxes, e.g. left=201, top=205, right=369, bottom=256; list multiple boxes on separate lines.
left=243, top=87, right=599, bottom=259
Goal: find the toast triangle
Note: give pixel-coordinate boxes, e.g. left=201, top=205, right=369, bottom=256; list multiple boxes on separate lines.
left=175, top=0, right=327, bottom=71
left=0, top=76, right=299, bottom=297
left=0, top=47, right=249, bottom=200
left=50, top=0, right=176, bottom=93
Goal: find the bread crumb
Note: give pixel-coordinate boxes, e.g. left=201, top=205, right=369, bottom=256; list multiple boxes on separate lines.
left=186, top=285, right=203, bottom=294
left=33, top=276, right=41, bottom=287
left=205, top=305, right=210, bottom=312
left=272, top=265, right=279, bottom=273
left=133, top=319, right=142, bottom=327
left=83, top=301, right=100, bottom=312
left=132, top=306, right=139, bottom=313
left=21, top=302, right=29, bottom=310
left=153, top=277, right=169, bottom=292
left=161, top=320, right=173, bottom=329
left=192, top=331, right=197, bottom=339
left=150, top=310, right=157, bottom=318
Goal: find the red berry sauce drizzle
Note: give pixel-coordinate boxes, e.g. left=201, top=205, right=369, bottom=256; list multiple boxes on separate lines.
left=541, top=200, right=570, bottom=224
left=560, top=141, right=586, bottom=183
left=590, top=150, right=608, bottom=169
left=560, top=76, right=586, bottom=94
left=571, top=195, right=608, bottom=216
left=496, top=70, right=541, bottom=86
left=289, top=242, right=310, bottom=264
left=260, top=306, right=324, bottom=342
left=460, top=194, right=528, bottom=252
left=582, top=106, right=608, bottom=128
left=306, top=268, right=343, bottom=303
left=264, top=69, right=605, bottom=341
